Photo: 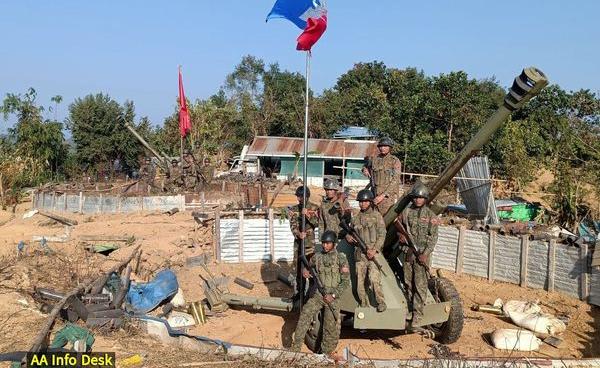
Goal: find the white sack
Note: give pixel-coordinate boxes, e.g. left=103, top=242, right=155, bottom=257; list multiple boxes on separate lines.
left=491, top=329, right=541, bottom=351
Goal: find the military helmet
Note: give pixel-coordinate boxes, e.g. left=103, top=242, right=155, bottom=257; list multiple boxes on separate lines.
left=295, top=186, right=311, bottom=198
left=321, top=230, right=337, bottom=243
left=377, top=136, right=395, bottom=147
left=323, top=178, right=339, bottom=191
left=356, top=189, right=374, bottom=202
left=171, top=159, right=178, bottom=164
left=410, top=183, right=430, bottom=199
left=144, top=157, right=151, bottom=162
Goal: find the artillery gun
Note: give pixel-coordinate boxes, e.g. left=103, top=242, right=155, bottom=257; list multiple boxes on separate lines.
left=212, top=67, right=548, bottom=352
left=124, top=121, right=172, bottom=175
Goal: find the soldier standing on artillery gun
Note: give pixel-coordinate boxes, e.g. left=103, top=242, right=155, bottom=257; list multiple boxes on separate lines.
left=139, top=157, right=156, bottom=194
left=288, top=186, right=319, bottom=292
left=394, top=183, right=440, bottom=326
left=319, top=179, right=351, bottom=241
left=362, top=137, right=402, bottom=215
left=291, top=230, right=350, bottom=356
left=346, top=189, right=387, bottom=312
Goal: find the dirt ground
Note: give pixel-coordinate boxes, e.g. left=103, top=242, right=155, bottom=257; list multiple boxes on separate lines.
left=0, top=199, right=599, bottom=366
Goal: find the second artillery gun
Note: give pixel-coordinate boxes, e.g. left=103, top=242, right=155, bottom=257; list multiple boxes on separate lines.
left=207, top=67, right=548, bottom=352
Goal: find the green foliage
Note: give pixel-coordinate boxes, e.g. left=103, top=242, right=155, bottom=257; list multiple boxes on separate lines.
left=0, top=88, right=67, bottom=190
left=67, top=93, right=145, bottom=175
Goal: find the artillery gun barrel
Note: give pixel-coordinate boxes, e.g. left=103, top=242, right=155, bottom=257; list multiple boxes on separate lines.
left=124, top=122, right=169, bottom=171
left=383, top=67, right=548, bottom=248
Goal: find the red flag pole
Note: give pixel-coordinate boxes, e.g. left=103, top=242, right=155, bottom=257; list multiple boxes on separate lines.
left=179, top=65, right=184, bottom=164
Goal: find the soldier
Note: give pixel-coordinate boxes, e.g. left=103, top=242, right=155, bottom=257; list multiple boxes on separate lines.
left=182, top=151, right=198, bottom=190
left=288, top=186, right=320, bottom=291
left=319, top=179, right=350, bottom=240
left=395, top=183, right=439, bottom=326
left=362, top=136, right=402, bottom=215
left=291, top=230, right=350, bottom=356
left=139, top=157, right=155, bottom=193
left=346, top=189, right=387, bottom=312
left=167, top=159, right=183, bottom=192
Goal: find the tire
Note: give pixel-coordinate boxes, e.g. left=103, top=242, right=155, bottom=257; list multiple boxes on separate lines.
left=427, top=277, right=464, bottom=344
left=304, top=311, right=323, bottom=353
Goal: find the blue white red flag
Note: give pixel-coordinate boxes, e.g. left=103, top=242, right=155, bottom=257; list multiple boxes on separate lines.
left=266, top=0, right=327, bottom=51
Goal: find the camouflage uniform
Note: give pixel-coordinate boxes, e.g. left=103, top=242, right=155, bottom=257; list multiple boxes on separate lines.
left=288, top=201, right=320, bottom=266
left=351, top=207, right=386, bottom=308
left=139, top=160, right=156, bottom=193
left=398, top=204, right=439, bottom=322
left=319, top=196, right=350, bottom=240
left=369, top=153, right=402, bottom=215
left=291, top=249, right=350, bottom=354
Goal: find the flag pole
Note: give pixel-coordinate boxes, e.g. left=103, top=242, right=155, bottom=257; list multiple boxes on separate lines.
left=299, top=50, right=311, bottom=309
left=179, top=65, right=184, bottom=165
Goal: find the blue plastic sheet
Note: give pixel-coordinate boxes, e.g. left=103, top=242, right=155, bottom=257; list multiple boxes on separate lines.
left=125, top=269, right=178, bottom=314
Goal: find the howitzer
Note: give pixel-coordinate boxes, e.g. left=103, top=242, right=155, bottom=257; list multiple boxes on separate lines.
left=212, top=67, right=548, bottom=351
left=299, top=255, right=338, bottom=321
left=339, top=219, right=387, bottom=276
left=124, top=121, right=171, bottom=173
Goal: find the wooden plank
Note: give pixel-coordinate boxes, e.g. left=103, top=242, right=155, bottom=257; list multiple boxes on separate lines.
left=79, top=192, right=84, bottom=213
left=548, top=239, right=556, bottom=292
left=581, top=243, right=589, bottom=301
left=488, top=230, right=496, bottom=282
left=455, top=225, right=466, bottom=274
left=268, top=208, right=275, bottom=262
left=238, top=210, right=244, bottom=263
left=37, top=210, right=78, bottom=226
left=98, top=194, right=103, bottom=214
left=51, top=192, right=56, bottom=211
left=214, top=210, right=221, bottom=263
left=117, top=195, right=122, bottom=213
left=520, top=235, right=529, bottom=287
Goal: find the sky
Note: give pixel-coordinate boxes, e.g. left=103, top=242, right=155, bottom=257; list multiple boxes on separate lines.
left=1, top=0, right=599, bottom=133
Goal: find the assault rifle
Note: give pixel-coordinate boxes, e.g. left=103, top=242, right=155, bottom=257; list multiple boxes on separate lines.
left=299, top=255, right=337, bottom=321
left=393, top=217, right=431, bottom=273
left=339, top=219, right=386, bottom=276
left=364, top=157, right=377, bottom=197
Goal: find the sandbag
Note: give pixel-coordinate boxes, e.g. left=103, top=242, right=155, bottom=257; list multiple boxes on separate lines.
left=125, top=269, right=179, bottom=314
left=502, top=300, right=541, bottom=315
left=170, top=288, right=186, bottom=307
left=506, top=310, right=566, bottom=335
left=491, top=329, right=541, bottom=351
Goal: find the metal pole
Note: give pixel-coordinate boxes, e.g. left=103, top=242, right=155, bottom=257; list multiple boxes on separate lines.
left=299, top=51, right=311, bottom=309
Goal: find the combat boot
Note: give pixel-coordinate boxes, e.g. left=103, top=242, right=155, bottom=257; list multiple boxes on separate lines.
left=376, top=302, right=387, bottom=312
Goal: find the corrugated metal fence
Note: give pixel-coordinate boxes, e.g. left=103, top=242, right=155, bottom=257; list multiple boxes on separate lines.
left=219, top=221, right=594, bottom=303
left=33, top=190, right=185, bottom=214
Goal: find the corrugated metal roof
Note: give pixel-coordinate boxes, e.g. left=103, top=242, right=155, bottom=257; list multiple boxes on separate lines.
left=247, top=136, right=378, bottom=160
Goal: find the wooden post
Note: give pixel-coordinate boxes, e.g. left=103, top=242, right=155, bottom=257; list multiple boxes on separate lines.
left=78, top=192, right=84, bottom=213
left=98, top=194, right=103, bottom=214
left=64, top=193, right=68, bottom=211
left=214, top=209, right=221, bottom=263
left=548, top=239, right=556, bottom=292
left=455, top=226, right=466, bottom=274
left=221, top=181, right=225, bottom=192
left=201, top=192, right=205, bottom=210
left=488, top=230, right=496, bottom=282
left=238, top=210, right=244, bottom=263
left=51, top=192, right=57, bottom=211
left=117, top=195, right=122, bottom=213
left=0, top=173, right=4, bottom=208
left=268, top=208, right=275, bottom=262
left=581, top=243, right=589, bottom=300
left=520, top=235, right=529, bottom=287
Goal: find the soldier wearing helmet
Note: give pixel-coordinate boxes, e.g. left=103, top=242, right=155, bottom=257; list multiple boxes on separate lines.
left=395, top=181, right=439, bottom=326
left=288, top=185, right=320, bottom=293
left=291, top=230, right=350, bottom=356
left=362, top=136, right=402, bottom=215
left=319, top=178, right=351, bottom=240
left=345, top=189, right=387, bottom=312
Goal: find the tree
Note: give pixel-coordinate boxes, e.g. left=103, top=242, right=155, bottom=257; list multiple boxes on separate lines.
left=67, top=93, right=145, bottom=175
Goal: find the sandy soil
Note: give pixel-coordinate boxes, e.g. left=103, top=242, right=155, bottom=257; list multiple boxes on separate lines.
left=0, top=200, right=599, bottom=365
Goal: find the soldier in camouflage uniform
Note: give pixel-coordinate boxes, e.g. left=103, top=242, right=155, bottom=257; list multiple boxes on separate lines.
left=167, top=159, right=183, bottom=193
left=362, top=137, right=402, bottom=215
left=319, top=179, right=350, bottom=240
left=288, top=186, right=320, bottom=291
left=395, top=183, right=439, bottom=325
left=291, top=230, right=350, bottom=355
left=346, top=189, right=387, bottom=312
left=139, top=157, right=154, bottom=193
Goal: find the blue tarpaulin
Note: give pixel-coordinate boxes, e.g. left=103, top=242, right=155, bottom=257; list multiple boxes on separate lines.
left=125, top=269, right=178, bottom=314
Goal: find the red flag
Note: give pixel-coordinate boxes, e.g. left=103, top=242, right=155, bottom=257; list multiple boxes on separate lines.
left=178, top=68, right=191, bottom=137
left=296, top=15, right=327, bottom=51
